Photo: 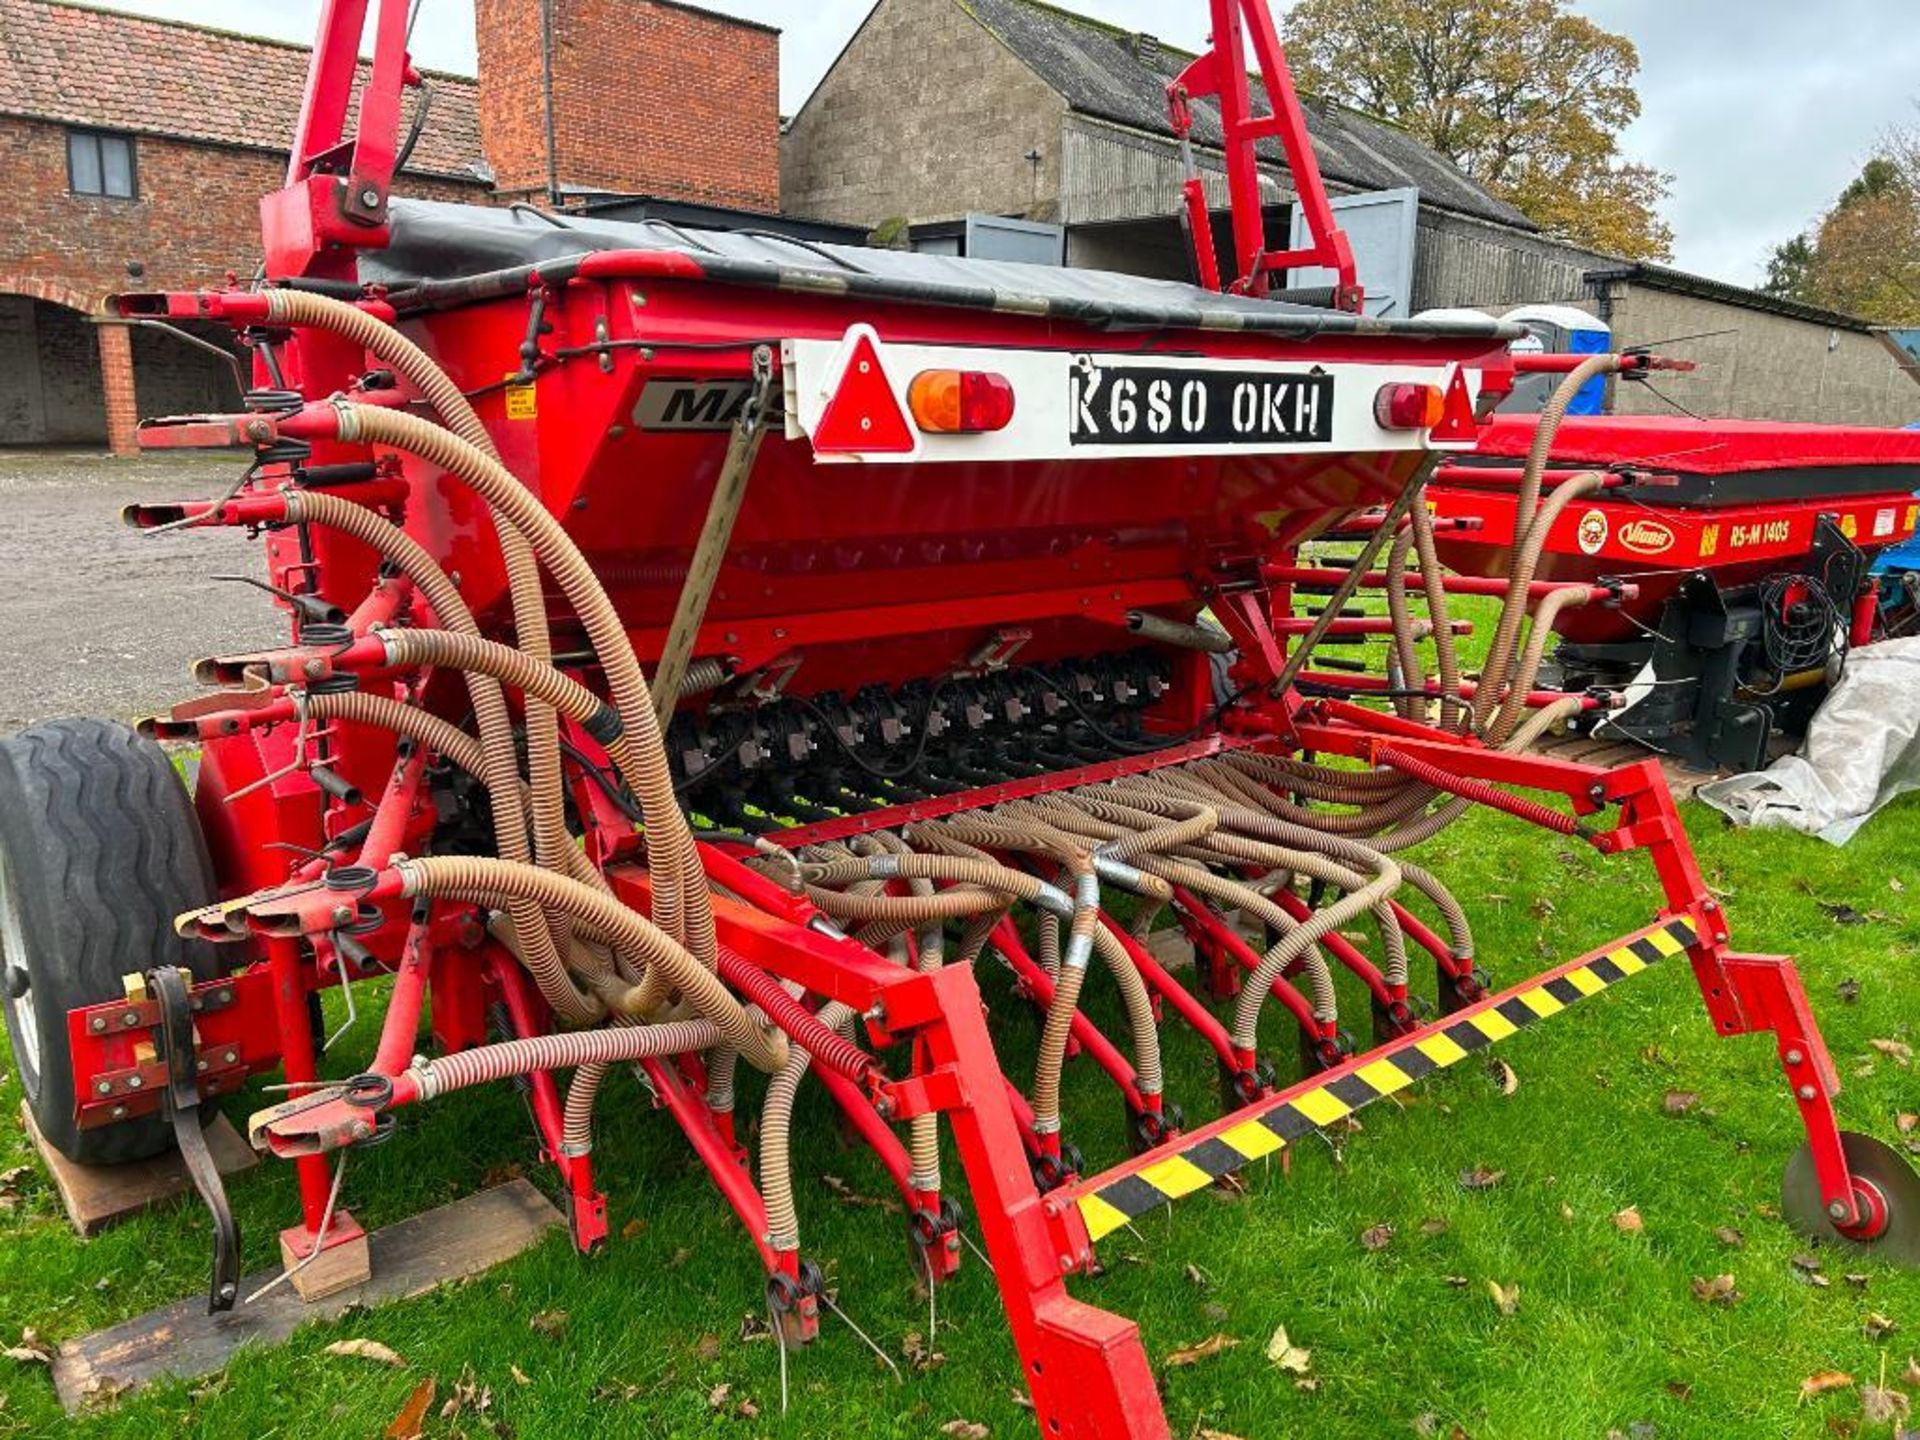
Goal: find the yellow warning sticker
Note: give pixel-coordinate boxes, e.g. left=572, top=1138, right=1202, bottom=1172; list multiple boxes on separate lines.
left=504, top=375, right=537, bottom=420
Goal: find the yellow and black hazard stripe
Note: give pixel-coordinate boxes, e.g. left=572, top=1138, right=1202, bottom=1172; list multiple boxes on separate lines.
left=1073, top=916, right=1698, bottom=1243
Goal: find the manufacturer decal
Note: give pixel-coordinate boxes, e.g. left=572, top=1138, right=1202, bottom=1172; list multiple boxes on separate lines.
left=1576, top=508, right=1609, bottom=557
left=635, top=379, right=756, bottom=431
left=1841, top=513, right=1859, bottom=540
left=1874, top=507, right=1897, bottom=538
left=1730, top=519, right=1793, bottom=549
left=1617, top=518, right=1676, bottom=557
left=1698, top=523, right=1720, bottom=559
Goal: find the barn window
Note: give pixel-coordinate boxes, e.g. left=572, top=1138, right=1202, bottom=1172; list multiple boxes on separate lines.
left=67, top=129, right=137, bottom=199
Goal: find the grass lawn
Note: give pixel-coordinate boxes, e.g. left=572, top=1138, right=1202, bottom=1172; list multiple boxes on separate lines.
left=2, top=612, right=1917, bottom=1438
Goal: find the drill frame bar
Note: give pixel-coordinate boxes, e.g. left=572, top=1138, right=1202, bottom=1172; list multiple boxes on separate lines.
left=1064, top=915, right=1698, bottom=1244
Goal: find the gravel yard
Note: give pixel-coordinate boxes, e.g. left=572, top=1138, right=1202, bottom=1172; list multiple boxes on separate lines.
left=0, top=448, right=277, bottom=732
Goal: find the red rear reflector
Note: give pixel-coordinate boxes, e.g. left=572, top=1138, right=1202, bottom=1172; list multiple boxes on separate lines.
left=1374, top=382, right=1446, bottom=431
left=908, top=370, right=1016, bottom=434
left=1431, top=366, right=1480, bottom=443
left=813, top=330, right=916, bottom=454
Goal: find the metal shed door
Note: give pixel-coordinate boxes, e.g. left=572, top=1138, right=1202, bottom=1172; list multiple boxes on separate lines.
left=1289, top=187, right=1418, bottom=318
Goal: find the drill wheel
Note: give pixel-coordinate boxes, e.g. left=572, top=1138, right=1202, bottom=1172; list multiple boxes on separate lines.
left=1782, top=1131, right=1920, bottom=1268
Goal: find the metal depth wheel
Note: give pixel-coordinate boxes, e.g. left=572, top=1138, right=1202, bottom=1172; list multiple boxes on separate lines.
left=1782, top=1131, right=1920, bottom=1268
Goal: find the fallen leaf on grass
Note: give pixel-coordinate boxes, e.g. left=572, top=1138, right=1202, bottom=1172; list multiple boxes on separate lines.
left=1419, top=1217, right=1451, bottom=1236
left=1613, top=1206, right=1645, bottom=1234
left=1819, top=902, right=1873, bottom=926
left=1715, top=1226, right=1746, bottom=1249
left=1360, top=1223, right=1395, bottom=1252
left=1861, top=1384, right=1910, bottom=1426
left=509, top=1364, right=531, bottom=1386
left=1199, top=1430, right=1250, bottom=1440
left=1801, top=1371, right=1854, bottom=1403
left=1488, top=1059, right=1519, bottom=1096
left=592, top=1380, right=643, bottom=1403
left=1691, top=1274, right=1740, bottom=1307
left=939, top=1421, right=990, bottom=1438
left=1863, top=1313, right=1899, bottom=1340
left=383, top=1377, right=436, bottom=1440
left=324, top=1339, right=405, bottom=1367
left=529, top=1309, right=569, bottom=1338
left=904, top=1330, right=946, bottom=1373
left=1663, top=1091, right=1701, bottom=1115
left=694, top=1333, right=723, bottom=1362
left=1892, top=877, right=1907, bottom=893
left=1486, top=1280, right=1520, bottom=1316
left=1664, top=1381, right=1694, bottom=1402
left=1869, top=1039, right=1913, bottom=1066
left=1846, top=1274, right=1871, bottom=1290
left=823, top=1173, right=900, bottom=1212
left=1165, top=1333, right=1238, bottom=1367
left=1443, top=1275, right=1470, bottom=1289
left=439, top=1365, right=491, bottom=1420
left=707, top=1383, right=733, bottom=1411
left=620, top=1217, right=648, bottom=1241
left=1265, top=1325, right=1312, bottom=1375
left=1560, top=1202, right=1575, bottom=1222
left=3, top=1328, right=52, bottom=1366
left=1837, top=978, right=1863, bottom=1004
left=1793, top=1254, right=1826, bottom=1276
left=1898, top=1114, right=1918, bottom=1135
left=1458, top=1166, right=1505, bottom=1192
left=1183, top=1262, right=1211, bottom=1288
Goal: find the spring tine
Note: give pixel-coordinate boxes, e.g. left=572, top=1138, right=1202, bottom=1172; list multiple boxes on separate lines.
left=822, top=1290, right=902, bottom=1383
left=244, top=1151, right=348, bottom=1305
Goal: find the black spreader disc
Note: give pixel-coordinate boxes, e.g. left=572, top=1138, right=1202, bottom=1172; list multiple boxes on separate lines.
left=1782, top=1131, right=1920, bottom=1268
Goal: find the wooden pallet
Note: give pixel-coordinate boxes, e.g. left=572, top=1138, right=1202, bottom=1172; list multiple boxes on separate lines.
left=20, top=1101, right=258, bottom=1238
left=50, top=1177, right=563, bottom=1412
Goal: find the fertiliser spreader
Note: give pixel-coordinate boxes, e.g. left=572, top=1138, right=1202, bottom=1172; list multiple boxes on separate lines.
left=1428, top=396, right=1920, bottom=770
left=3, top=3, right=1914, bottom=1435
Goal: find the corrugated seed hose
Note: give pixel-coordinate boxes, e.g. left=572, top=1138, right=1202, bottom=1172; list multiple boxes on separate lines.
left=283, top=490, right=598, bottom=1025
left=266, top=290, right=573, bottom=956
left=327, top=402, right=716, bottom=986
left=395, top=856, right=785, bottom=1073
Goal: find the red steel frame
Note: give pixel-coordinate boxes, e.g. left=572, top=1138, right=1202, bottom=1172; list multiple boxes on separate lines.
left=54, top=5, right=1908, bottom=1438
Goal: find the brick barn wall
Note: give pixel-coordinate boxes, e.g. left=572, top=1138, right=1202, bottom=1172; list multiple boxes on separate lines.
left=0, top=114, right=488, bottom=446
left=477, top=0, right=780, bottom=210
left=0, top=115, right=490, bottom=306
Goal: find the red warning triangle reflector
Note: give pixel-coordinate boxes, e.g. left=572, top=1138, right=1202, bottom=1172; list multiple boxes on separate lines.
left=812, top=331, right=916, bottom=455
left=1430, top=366, right=1479, bottom=444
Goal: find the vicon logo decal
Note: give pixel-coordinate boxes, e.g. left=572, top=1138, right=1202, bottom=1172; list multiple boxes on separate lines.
left=1617, top=518, right=1676, bottom=556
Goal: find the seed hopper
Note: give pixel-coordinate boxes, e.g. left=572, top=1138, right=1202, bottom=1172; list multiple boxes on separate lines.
left=3, top=3, right=1915, bottom=1434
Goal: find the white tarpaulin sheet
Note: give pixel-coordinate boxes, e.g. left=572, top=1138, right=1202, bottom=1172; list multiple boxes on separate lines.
left=1698, top=637, right=1920, bottom=844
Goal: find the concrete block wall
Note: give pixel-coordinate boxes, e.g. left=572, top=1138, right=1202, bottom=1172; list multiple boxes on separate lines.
left=1600, top=283, right=1920, bottom=427
left=780, top=0, right=1065, bottom=229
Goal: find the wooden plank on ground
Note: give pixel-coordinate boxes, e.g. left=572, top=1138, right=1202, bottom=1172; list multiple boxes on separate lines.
left=20, top=1101, right=258, bottom=1238
left=51, top=1177, right=562, bottom=1412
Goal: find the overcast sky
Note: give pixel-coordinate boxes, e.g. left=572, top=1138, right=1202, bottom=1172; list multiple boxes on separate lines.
left=81, top=0, right=1920, bottom=286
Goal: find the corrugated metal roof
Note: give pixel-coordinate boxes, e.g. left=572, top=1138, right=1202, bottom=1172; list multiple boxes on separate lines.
left=0, top=0, right=486, bottom=181
left=961, top=0, right=1534, bottom=231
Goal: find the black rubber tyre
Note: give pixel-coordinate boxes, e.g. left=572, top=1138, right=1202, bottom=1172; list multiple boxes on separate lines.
left=0, top=719, right=222, bottom=1164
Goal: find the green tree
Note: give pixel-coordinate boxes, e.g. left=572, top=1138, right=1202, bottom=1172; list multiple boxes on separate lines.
left=1767, top=139, right=1920, bottom=324
left=1281, top=0, right=1673, bottom=260
left=1762, top=233, right=1815, bottom=300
